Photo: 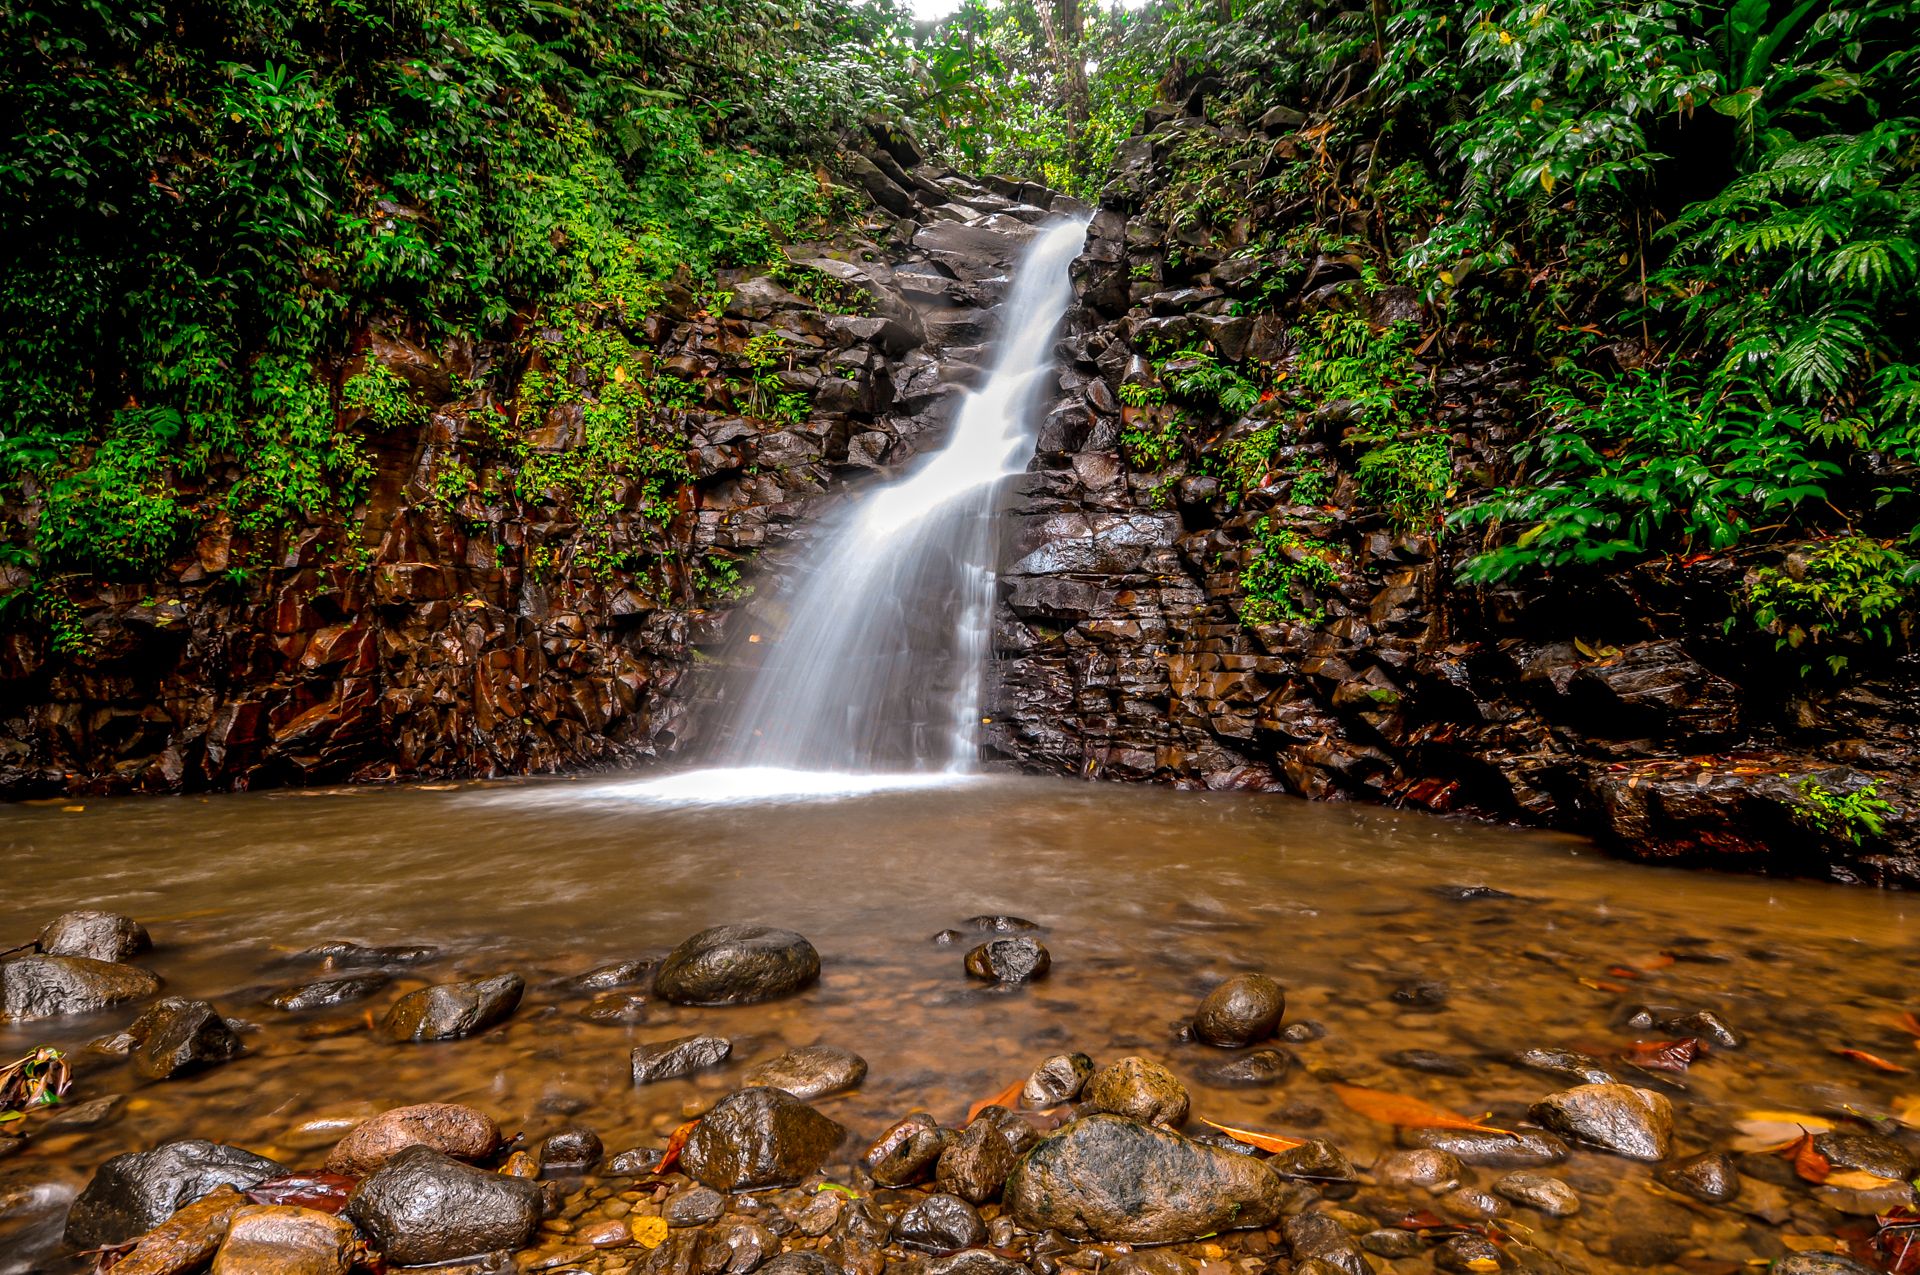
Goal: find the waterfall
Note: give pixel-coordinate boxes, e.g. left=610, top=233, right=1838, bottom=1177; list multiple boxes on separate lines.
left=644, top=216, right=1087, bottom=800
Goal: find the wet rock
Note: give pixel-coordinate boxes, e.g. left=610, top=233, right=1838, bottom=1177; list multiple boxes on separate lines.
left=1399, top=1127, right=1570, bottom=1167
left=127, top=997, right=244, bottom=1080
left=0, top=954, right=160, bottom=1021
left=1192, top=974, right=1285, bottom=1047
left=1817, top=1131, right=1915, bottom=1179
left=66, top=1139, right=286, bottom=1248
left=537, top=1127, right=603, bottom=1176
left=296, top=941, right=438, bottom=970
left=44, top=1094, right=123, bottom=1131
left=1492, top=1171, right=1580, bottom=1217
left=1772, top=1257, right=1879, bottom=1275
left=695, top=1216, right=777, bottom=1274
left=1384, top=1049, right=1472, bottom=1077
left=267, top=974, right=390, bottom=1010
left=1440, top=1188, right=1508, bottom=1221
left=1432, top=885, right=1517, bottom=903
left=633, top=1035, right=734, bottom=1085
left=1361, top=1229, right=1425, bottom=1258
left=1656, top=1151, right=1740, bottom=1203
left=936, top=1106, right=1038, bottom=1203
left=1390, top=979, right=1447, bottom=1008
left=326, top=1103, right=502, bottom=1175
left=1620, top=1004, right=1743, bottom=1048
left=1511, top=1047, right=1618, bottom=1086
left=743, top=1045, right=868, bottom=1100
left=1270, top=1140, right=1356, bottom=1183
left=922, top=1253, right=1032, bottom=1275
left=654, top=926, right=821, bottom=1006
left=1200, top=1048, right=1293, bottom=1086
left=346, top=1144, right=540, bottom=1266
left=666, top=1184, right=726, bottom=1226
left=1375, top=1148, right=1463, bottom=1190
left=1283, top=1212, right=1369, bottom=1275
left=762, top=1254, right=845, bottom=1275
left=583, top=1218, right=635, bottom=1248
left=1530, top=1084, right=1673, bottom=1161
left=96, top=1184, right=244, bottom=1275
left=1004, top=1114, right=1289, bottom=1243
left=680, top=1088, right=846, bottom=1190
left=211, top=1204, right=356, bottom=1275
left=868, top=1120, right=953, bottom=1187
left=1085, top=1056, right=1189, bottom=1128
left=1435, top=1233, right=1509, bottom=1273
left=379, top=973, right=523, bottom=1042
left=1023, top=1052, right=1094, bottom=1106
left=791, top=1189, right=844, bottom=1236
left=566, top=959, right=654, bottom=991
left=963, top=938, right=1050, bottom=984
left=36, top=911, right=150, bottom=964
left=1281, top=1022, right=1325, bottom=1043
left=892, top=1192, right=987, bottom=1252
left=966, top=916, right=1041, bottom=932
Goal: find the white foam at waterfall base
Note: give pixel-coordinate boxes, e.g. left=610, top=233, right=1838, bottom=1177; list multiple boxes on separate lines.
left=663, top=215, right=1089, bottom=797
left=607, top=766, right=981, bottom=805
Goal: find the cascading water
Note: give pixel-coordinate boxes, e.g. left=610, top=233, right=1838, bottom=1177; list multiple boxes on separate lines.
left=641, top=216, right=1087, bottom=800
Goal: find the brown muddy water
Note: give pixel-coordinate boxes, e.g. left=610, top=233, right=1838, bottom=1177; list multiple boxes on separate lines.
left=3, top=773, right=1918, bottom=1273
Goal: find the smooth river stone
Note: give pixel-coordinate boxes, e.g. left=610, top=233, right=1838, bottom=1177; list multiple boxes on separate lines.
left=653, top=926, right=821, bottom=1006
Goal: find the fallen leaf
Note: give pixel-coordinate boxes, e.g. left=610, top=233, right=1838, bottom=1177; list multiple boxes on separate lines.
left=1329, top=1083, right=1513, bottom=1136
left=1824, top=1169, right=1905, bottom=1191
left=1888, top=1012, right=1920, bottom=1038
left=631, top=1215, right=669, bottom=1249
left=1624, top=1038, right=1705, bottom=1073
left=1780, top=1236, right=1846, bottom=1254
left=1836, top=1049, right=1910, bottom=1075
left=1732, top=1110, right=1837, bottom=1151
left=1200, top=1119, right=1306, bottom=1153
left=967, top=1078, right=1025, bottom=1124
left=1466, top=1260, right=1500, bottom=1273
left=1580, top=978, right=1630, bottom=995
left=244, top=1173, right=356, bottom=1214
left=654, top=1119, right=699, bottom=1174
left=1777, top=1131, right=1832, bottom=1185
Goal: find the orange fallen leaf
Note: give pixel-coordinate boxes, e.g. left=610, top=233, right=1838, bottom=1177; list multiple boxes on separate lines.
left=1200, top=1119, right=1307, bottom=1153
left=1835, top=1048, right=1910, bottom=1075
left=966, top=1078, right=1024, bottom=1124
left=1580, top=978, right=1629, bottom=995
left=654, top=1119, right=699, bottom=1174
left=1776, top=1131, right=1832, bottom=1185
left=1887, top=1012, right=1920, bottom=1038
left=1329, top=1083, right=1514, bottom=1136
left=1624, top=1038, right=1705, bottom=1073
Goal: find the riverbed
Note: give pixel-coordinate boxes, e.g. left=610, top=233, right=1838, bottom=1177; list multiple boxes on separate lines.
left=3, top=773, right=1916, bottom=1272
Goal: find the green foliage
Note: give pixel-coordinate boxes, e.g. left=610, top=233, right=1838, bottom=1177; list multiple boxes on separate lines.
left=1121, top=410, right=1186, bottom=471
left=1742, top=536, right=1917, bottom=673
left=1794, top=776, right=1897, bottom=844
left=1357, top=435, right=1453, bottom=532
left=342, top=365, right=427, bottom=433
left=1239, top=516, right=1341, bottom=627
left=1455, top=366, right=1836, bottom=581
left=1163, top=349, right=1265, bottom=414
left=1292, top=314, right=1426, bottom=443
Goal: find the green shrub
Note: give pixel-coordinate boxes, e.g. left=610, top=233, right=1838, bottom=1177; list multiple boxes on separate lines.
left=1239, top=517, right=1342, bottom=627
left=1741, top=536, right=1917, bottom=674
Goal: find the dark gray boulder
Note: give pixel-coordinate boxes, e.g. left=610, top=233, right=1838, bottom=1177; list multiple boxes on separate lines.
left=64, top=1139, right=285, bottom=1248
left=654, top=927, right=820, bottom=1006
left=127, top=997, right=244, bottom=1080
left=893, top=1192, right=988, bottom=1252
left=963, top=938, right=1050, bottom=984
left=632, top=1034, right=733, bottom=1085
left=1192, top=974, right=1285, bottom=1047
left=743, top=1045, right=867, bottom=1100
left=345, top=1145, right=538, bottom=1265
left=1004, top=1114, right=1289, bottom=1243
left=267, top=973, right=390, bottom=1010
left=36, top=911, right=150, bottom=964
left=0, top=955, right=159, bottom=1022
left=379, top=974, right=523, bottom=1042
left=680, top=1088, right=845, bottom=1190
left=1530, top=1084, right=1673, bottom=1161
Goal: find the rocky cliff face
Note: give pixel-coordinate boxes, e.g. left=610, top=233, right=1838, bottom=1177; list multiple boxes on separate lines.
left=0, top=140, right=1069, bottom=797
left=983, top=101, right=1920, bottom=886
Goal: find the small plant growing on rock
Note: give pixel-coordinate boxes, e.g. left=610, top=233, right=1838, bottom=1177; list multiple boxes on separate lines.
left=1239, top=517, right=1341, bottom=627
left=1740, top=537, right=1917, bottom=675
left=1793, top=777, right=1897, bottom=845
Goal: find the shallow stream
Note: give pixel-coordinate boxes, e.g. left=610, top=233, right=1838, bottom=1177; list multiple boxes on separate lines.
left=3, top=774, right=1916, bottom=1272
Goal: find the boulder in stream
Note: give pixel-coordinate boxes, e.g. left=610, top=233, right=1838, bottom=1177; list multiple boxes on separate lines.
left=267, top=974, right=390, bottom=1010
left=679, top=1087, right=845, bottom=1190
left=1085, top=1056, right=1189, bottom=1127
left=346, top=1144, right=540, bottom=1266
left=743, top=1044, right=868, bottom=1100
left=1191, top=974, right=1285, bottom=1046
left=654, top=926, right=821, bottom=1006
left=1005, top=1114, right=1289, bottom=1242
left=127, top=997, right=244, bottom=1080
left=324, top=1103, right=502, bottom=1175
left=964, top=938, right=1051, bottom=984
left=379, top=973, right=523, bottom=1042
left=1023, top=1052, right=1094, bottom=1106
left=65, top=1139, right=286, bottom=1248
left=1530, top=1083, right=1673, bottom=1161
left=0, top=955, right=159, bottom=1022
left=36, top=911, right=150, bottom=964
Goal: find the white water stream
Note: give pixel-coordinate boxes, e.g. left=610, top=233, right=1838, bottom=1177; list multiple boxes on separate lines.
left=643, top=217, right=1088, bottom=802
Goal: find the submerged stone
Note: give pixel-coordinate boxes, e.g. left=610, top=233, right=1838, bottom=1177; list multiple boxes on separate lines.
left=654, top=926, right=821, bottom=1006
